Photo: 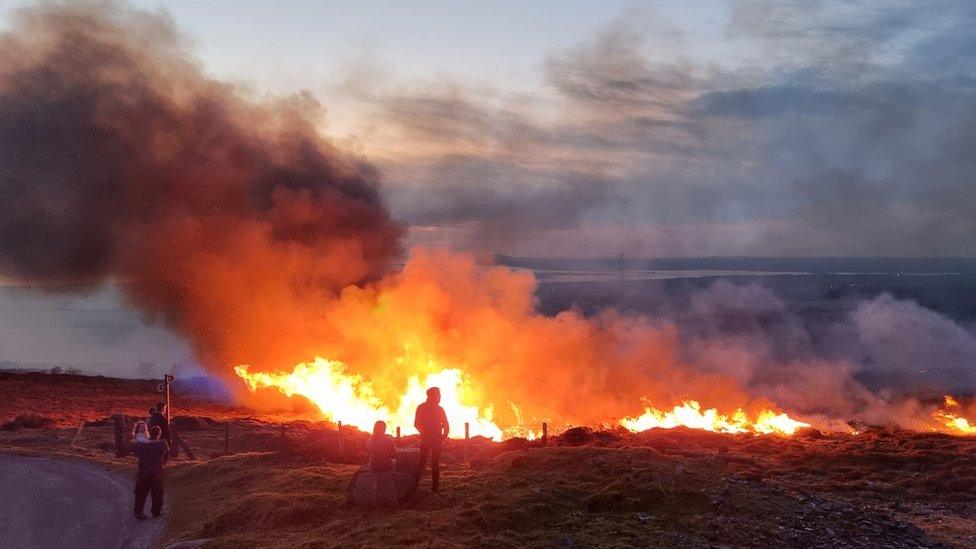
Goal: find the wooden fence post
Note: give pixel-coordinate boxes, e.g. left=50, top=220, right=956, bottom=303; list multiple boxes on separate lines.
left=113, top=414, right=126, bottom=457
left=542, top=422, right=548, bottom=447
left=396, top=426, right=401, bottom=442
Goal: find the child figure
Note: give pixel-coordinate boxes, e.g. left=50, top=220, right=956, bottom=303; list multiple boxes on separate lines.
left=133, top=420, right=151, bottom=444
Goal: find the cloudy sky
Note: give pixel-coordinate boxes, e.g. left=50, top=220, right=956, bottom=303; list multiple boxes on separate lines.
left=0, top=0, right=973, bottom=378
left=2, top=0, right=970, bottom=258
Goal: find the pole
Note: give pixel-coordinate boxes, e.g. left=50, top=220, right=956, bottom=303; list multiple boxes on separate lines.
left=396, top=426, right=401, bottom=442
left=164, top=374, right=172, bottom=425
left=542, top=422, right=548, bottom=447
left=113, top=414, right=126, bottom=457
left=464, top=422, right=470, bottom=464
left=165, top=374, right=178, bottom=459
left=224, top=422, right=230, bottom=455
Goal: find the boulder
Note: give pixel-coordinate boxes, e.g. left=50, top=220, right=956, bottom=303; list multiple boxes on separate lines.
left=347, top=466, right=417, bottom=508
left=395, top=448, right=419, bottom=474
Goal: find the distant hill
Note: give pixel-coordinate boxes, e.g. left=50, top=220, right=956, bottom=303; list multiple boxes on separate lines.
left=496, top=256, right=976, bottom=274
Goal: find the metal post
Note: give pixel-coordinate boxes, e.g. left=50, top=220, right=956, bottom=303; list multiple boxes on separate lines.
left=542, top=422, right=548, bottom=447
left=165, top=374, right=178, bottom=459
left=164, top=374, right=172, bottom=425
left=464, top=422, right=470, bottom=464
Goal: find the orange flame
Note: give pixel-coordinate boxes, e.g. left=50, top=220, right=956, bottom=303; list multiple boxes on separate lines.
left=235, top=357, right=503, bottom=439
left=933, top=395, right=976, bottom=435
left=236, top=357, right=811, bottom=439
left=620, top=401, right=809, bottom=435
left=229, top=250, right=821, bottom=440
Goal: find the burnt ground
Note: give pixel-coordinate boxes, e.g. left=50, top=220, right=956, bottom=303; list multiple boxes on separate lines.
left=2, top=371, right=976, bottom=548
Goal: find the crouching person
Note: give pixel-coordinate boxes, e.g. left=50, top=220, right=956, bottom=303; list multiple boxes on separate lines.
left=348, top=420, right=416, bottom=507
left=132, top=425, right=168, bottom=519
left=367, top=420, right=396, bottom=472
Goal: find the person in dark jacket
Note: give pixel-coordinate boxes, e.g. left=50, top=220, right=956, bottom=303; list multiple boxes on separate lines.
left=366, top=420, right=397, bottom=473
left=413, top=387, right=449, bottom=492
left=132, top=425, right=168, bottom=519
left=148, top=401, right=171, bottom=444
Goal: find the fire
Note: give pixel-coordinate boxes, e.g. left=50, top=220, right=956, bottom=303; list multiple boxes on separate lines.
left=236, top=360, right=810, bottom=439
left=229, top=251, right=818, bottom=441
left=933, top=395, right=976, bottom=435
left=235, top=357, right=503, bottom=439
left=620, top=401, right=809, bottom=435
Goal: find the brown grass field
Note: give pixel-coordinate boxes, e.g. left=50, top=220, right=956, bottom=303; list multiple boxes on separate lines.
left=2, top=370, right=976, bottom=548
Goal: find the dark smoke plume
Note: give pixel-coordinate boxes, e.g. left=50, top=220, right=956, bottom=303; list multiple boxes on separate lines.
left=0, top=2, right=402, bottom=370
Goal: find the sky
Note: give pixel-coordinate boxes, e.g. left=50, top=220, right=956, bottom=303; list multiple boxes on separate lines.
left=0, top=0, right=974, bottom=377
left=4, top=0, right=971, bottom=258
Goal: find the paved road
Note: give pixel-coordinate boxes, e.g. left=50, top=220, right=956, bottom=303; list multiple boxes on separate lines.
left=0, top=454, right=163, bottom=549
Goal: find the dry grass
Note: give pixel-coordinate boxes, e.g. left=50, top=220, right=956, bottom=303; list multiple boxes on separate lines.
left=3, top=371, right=976, bottom=547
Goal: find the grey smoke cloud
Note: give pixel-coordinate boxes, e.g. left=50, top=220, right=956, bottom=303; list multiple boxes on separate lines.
left=0, top=1, right=402, bottom=372
left=347, top=0, right=976, bottom=257
left=656, top=280, right=976, bottom=426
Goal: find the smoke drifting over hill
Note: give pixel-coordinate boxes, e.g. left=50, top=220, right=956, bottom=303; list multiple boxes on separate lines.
left=350, top=2, right=976, bottom=257
left=0, top=2, right=401, bottom=369
left=0, top=2, right=973, bottom=436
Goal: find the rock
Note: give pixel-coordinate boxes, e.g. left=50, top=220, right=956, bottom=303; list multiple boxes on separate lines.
left=346, top=466, right=417, bottom=508
left=395, top=448, right=419, bottom=474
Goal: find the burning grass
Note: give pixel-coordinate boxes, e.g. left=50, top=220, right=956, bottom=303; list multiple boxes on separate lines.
left=3, top=371, right=976, bottom=547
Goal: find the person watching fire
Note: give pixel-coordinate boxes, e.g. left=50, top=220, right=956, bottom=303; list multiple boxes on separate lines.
left=132, top=425, right=168, bottom=519
left=367, top=420, right=397, bottom=473
left=148, top=401, right=171, bottom=444
left=413, top=387, right=450, bottom=492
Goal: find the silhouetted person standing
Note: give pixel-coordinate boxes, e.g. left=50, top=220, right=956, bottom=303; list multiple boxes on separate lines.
left=132, top=425, right=168, bottom=519
left=148, top=401, right=171, bottom=444
left=414, top=387, right=449, bottom=492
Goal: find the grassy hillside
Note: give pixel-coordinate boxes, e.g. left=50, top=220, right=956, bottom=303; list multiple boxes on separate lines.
left=3, top=371, right=976, bottom=547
